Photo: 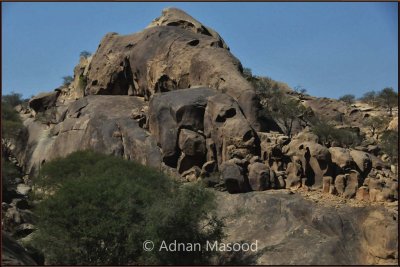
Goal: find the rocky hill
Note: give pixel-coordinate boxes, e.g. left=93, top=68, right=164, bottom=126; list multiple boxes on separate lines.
left=2, top=8, right=398, bottom=265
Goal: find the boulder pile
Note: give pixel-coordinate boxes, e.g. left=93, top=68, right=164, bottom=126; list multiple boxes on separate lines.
left=10, top=8, right=397, bottom=204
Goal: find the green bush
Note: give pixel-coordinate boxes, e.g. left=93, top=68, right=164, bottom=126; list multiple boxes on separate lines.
left=359, top=87, right=398, bottom=116
left=80, top=50, right=92, bottom=59
left=2, top=158, right=22, bottom=202
left=31, top=151, right=224, bottom=265
left=311, top=119, right=362, bottom=148
left=78, top=74, right=87, bottom=91
left=2, top=94, right=25, bottom=139
left=338, top=94, right=355, bottom=104
left=359, top=90, right=377, bottom=106
left=380, top=130, right=398, bottom=164
left=2, top=92, right=25, bottom=107
left=378, top=87, right=398, bottom=116
left=62, top=76, right=74, bottom=86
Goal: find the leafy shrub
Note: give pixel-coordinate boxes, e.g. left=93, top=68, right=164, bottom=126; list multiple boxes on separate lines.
left=363, top=116, right=390, bottom=137
left=338, top=94, right=355, bottom=104
left=311, top=119, right=362, bottom=148
left=359, top=87, right=398, bottom=116
left=62, top=76, right=74, bottom=86
left=380, top=130, right=398, bottom=164
left=378, top=87, right=398, bottom=116
left=262, top=90, right=307, bottom=137
left=359, top=90, right=377, bottom=105
left=242, top=67, right=253, bottom=79
left=80, top=50, right=92, bottom=59
left=2, top=158, right=22, bottom=202
left=2, top=93, right=25, bottom=139
left=2, top=91, right=25, bottom=107
left=78, top=74, right=87, bottom=92
left=31, top=151, right=224, bottom=265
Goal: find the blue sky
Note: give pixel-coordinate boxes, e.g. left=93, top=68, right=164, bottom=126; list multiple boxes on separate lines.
left=2, top=2, right=398, bottom=99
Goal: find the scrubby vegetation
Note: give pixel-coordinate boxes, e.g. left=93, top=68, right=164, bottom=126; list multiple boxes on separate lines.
left=310, top=118, right=362, bottom=148
left=2, top=92, right=27, bottom=201
left=338, top=94, right=355, bottom=104
left=78, top=74, right=88, bottom=91
left=244, top=69, right=307, bottom=136
left=1, top=92, right=26, bottom=139
left=266, top=91, right=306, bottom=137
left=380, top=130, right=398, bottom=165
left=359, top=87, right=398, bottom=116
left=30, top=151, right=224, bottom=265
left=79, top=50, right=92, bottom=59
left=62, top=76, right=74, bottom=86
left=362, top=116, right=390, bottom=138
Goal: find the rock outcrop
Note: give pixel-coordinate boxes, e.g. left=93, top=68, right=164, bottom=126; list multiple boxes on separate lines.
left=146, top=7, right=229, bottom=50
left=82, top=9, right=259, bottom=129
left=3, top=7, right=398, bottom=266
left=216, top=190, right=398, bottom=265
left=9, top=8, right=399, bottom=202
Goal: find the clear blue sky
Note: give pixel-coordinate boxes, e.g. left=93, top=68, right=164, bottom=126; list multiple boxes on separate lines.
left=2, top=2, right=398, bottom=99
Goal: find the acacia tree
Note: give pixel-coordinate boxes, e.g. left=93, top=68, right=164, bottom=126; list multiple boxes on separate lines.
left=242, top=67, right=253, bottom=78
left=267, top=91, right=306, bottom=137
left=380, top=129, right=398, bottom=168
left=339, top=94, right=355, bottom=105
left=360, top=90, right=377, bottom=106
left=363, top=116, right=389, bottom=139
left=62, top=76, right=73, bottom=86
left=31, top=151, right=224, bottom=265
left=378, top=87, right=398, bottom=116
left=294, top=85, right=307, bottom=97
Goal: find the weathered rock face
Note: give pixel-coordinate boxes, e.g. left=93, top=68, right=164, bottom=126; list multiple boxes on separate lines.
left=361, top=210, right=398, bottom=263
left=216, top=190, right=398, bottom=265
left=302, top=97, right=365, bottom=126
left=28, top=91, right=60, bottom=113
left=146, top=7, right=229, bottom=50
left=15, top=95, right=162, bottom=175
left=83, top=9, right=259, bottom=128
left=2, top=231, right=39, bottom=265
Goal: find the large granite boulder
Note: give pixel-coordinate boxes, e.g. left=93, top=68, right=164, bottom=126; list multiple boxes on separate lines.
left=350, top=149, right=372, bottom=177
left=220, top=161, right=248, bottom=193
left=283, top=133, right=332, bottom=188
left=148, top=88, right=216, bottom=167
left=83, top=8, right=260, bottom=128
left=204, top=93, right=259, bottom=166
left=329, top=147, right=354, bottom=170
left=216, top=191, right=398, bottom=265
left=28, top=91, right=59, bottom=113
left=248, top=162, right=269, bottom=191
